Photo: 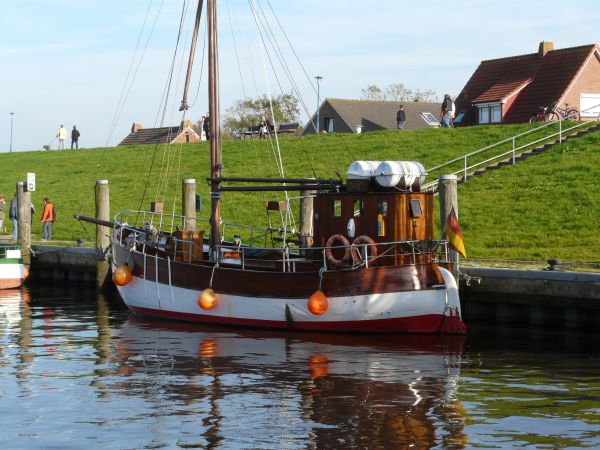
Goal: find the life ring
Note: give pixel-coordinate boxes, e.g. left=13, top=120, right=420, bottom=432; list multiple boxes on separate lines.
left=325, top=234, right=351, bottom=268
left=351, top=235, right=378, bottom=265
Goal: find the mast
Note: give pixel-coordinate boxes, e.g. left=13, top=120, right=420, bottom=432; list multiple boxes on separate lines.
left=207, top=0, right=221, bottom=252
left=179, top=0, right=204, bottom=112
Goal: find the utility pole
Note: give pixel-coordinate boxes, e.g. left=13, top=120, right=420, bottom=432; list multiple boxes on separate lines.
left=10, top=112, right=14, bottom=153
left=315, top=76, right=323, bottom=133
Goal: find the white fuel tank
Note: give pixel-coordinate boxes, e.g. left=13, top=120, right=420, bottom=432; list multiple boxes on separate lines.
left=375, top=161, right=427, bottom=190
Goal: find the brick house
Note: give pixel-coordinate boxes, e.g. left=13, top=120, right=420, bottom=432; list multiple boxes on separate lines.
left=301, top=98, right=441, bottom=135
left=118, top=120, right=200, bottom=146
left=454, top=42, right=600, bottom=126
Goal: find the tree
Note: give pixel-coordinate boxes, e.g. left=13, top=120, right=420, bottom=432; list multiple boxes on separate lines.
left=360, top=84, right=385, bottom=101
left=360, top=83, right=439, bottom=102
left=218, top=93, right=301, bottom=135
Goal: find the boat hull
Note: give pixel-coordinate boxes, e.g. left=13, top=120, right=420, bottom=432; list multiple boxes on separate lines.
left=0, top=263, right=27, bottom=290
left=112, top=242, right=466, bottom=334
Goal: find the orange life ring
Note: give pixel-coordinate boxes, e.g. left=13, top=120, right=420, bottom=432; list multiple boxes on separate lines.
left=325, top=234, right=351, bottom=268
left=351, top=235, right=378, bottom=265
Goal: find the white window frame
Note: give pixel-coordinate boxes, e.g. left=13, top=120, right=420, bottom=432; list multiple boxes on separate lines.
left=421, top=112, right=440, bottom=127
left=580, top=93, right=600, bottom=117
left=475, top=102, right=502, bottom=124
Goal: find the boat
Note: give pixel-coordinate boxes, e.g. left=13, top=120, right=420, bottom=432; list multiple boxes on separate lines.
left=99, top=1, right=467, bottom=333
left=0, top=243, right=28, bottom=289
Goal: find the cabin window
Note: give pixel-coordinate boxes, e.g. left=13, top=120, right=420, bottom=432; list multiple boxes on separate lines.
left=409, top=199, right=423, bottom=217
left=353, top=199, right=364, bottom=217
left=324, top=117, right=334, bottom=133
left=332, top=199, right=342, bottom=217
left=377, top=200, right=387, bottom=217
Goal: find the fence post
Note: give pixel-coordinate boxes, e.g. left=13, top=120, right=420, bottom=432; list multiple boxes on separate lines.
left=463, top=156, right=468, bottom=181
left=512, top=137, right=516, bottom=164
left=559, top=119, right=562, bottom=143
left=16, top=181, right=32, bottom=265
left=438, top=174, right=459, bottom=279
left=182, top=179, right=196, bottom=231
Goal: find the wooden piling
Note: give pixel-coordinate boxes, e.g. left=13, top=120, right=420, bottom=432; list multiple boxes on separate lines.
left=95, top=180, right=110, bottom=289
left=182, top=179, right=196, bottom=231
left=299, top=189, right=315, bottom=246
left=438, top=174, right=459, bottom=271
left=16, top=181, right=32, bottom=264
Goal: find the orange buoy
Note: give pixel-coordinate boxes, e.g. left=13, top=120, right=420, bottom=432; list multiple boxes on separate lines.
left=307, top=290, right=328, bottom=315
left=198, top=288, right=218, bottom=310
left=113, top=265, right=132, bottom=286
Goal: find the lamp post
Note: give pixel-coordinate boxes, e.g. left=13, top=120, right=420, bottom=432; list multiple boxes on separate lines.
left=315, top=76, right=323, bottom=133
left=10, top=112, right=14, bottom=153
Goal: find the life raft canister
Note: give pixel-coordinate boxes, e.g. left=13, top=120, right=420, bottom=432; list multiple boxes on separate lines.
left=325, top=234, right=351, bottom=268
left=351, top=235, right=378, bottom=265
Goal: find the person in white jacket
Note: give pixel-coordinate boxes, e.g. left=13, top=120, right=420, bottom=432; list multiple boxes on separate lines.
left=56, top=124, right=67, bottom=150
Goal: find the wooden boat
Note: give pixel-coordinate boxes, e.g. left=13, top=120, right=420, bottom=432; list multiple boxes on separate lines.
left=107, top=0, right=466, bottom=334
left=0, top=243, right=28, bottom=289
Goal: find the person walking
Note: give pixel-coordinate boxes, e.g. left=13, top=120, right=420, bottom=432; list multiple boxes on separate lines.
left=440, top=94, right=455, bottom=128
left=71, top=126, right=81, bottom=149
left=56, top=124, right=68, bottom=149
left=9, top=193, right=18, bottom=241
left=259, top=118, right=269, bottom=139
left=41, top=198, right=55, bottom=241
left=203, top=113, right=210, bottom=141
left=396, top=105, right=406, bottom=130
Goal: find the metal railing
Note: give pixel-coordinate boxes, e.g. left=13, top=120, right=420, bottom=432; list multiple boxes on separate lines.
left=579, top=102, right=600, bottom=120
left=422, top=118, right=599, bottom=192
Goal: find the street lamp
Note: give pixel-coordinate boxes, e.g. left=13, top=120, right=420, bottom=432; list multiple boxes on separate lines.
left=9, top=112, right=14, bottom=153
left=315, top=76, right=323, bottom=133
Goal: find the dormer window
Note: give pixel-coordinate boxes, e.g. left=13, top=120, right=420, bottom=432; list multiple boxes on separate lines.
left=476, top=103, right=502, bottom=124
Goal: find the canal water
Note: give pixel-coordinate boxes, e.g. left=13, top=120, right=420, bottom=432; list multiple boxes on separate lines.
left=0, top=286, right=598, bottom=449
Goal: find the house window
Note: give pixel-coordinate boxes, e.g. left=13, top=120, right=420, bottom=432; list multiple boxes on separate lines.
left=421, top=112, right=440, bottom=127
left=324, top=117, right=334, bottom=133
left=580, top=93, right=600, bottom=117
left=477, top=103, right=502, bottom=124
left=479, top=107, right=490, bottom=124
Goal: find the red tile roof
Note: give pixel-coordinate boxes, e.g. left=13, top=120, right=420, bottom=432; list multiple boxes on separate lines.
left=455, top=44, right=598, bottom=124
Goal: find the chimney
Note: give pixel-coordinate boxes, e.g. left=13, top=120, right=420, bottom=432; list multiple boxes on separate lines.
left=131, top=122, right=143, bottom=133
left=538, top=41, right=554, bottom=58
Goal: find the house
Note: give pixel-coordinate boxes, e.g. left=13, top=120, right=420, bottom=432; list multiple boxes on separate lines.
left=455, top=42, right=600, bottom=126
left=301, top=98, right=441, bottom=135
left=118, top=120, right=200, bottom=146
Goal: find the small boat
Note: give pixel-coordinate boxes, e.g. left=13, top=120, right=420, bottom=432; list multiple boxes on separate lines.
left=102, top=0, right=466, bottom=334
left=0, top=243, right=28, bottom=289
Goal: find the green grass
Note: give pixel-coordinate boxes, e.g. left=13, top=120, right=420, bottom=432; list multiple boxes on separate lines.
left=1, top=123, right=598, bottom=264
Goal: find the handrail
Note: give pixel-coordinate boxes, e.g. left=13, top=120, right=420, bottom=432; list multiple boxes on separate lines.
left=580, top=102, right=600, bottom=119
left=422, top=119, right=598, bottom=192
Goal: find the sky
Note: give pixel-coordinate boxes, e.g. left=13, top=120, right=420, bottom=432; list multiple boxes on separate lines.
left=1, top=0, right=599, bottom=152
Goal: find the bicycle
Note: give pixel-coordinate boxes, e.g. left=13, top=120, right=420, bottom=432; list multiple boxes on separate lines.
left=544, top=102, right=580, bottom=121
left=529, top=103, right=580, bottom=122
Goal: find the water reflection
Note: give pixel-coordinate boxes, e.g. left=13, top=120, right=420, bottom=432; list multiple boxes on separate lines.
left=111, top=318, right=468, bottom=449
left=2, top=286, right=599, bottom=449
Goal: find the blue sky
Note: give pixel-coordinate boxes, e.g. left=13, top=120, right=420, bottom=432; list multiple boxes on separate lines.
left=1, top=0, right=599, bottom=152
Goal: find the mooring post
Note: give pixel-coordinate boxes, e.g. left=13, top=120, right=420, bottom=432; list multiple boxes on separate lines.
left=16, top=181, right=32, bottom=264
left=182, top=179, right=196, bottom=231
left=95, top=180, right=110, bottom=289
left=438, top=174, right=459, bottom=275
left=299, top=188, right=316, bottom=247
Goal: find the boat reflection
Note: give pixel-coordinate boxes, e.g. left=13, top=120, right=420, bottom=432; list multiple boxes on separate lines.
left=113, top=317, right=469, bottom=448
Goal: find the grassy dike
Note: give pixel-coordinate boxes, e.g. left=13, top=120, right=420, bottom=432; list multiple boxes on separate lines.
left=1, top=123, right=598, bottom=263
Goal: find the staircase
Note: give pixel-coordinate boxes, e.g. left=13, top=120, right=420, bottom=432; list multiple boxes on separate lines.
left=422, top=120, right=600, bottom=192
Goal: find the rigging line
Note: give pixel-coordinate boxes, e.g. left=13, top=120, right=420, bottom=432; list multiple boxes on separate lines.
left=137, top=0, right=190, bottom=217
left=189, top=25, right=207, bottom=108
left=153, top=0, right=191, bottom=204
left=225, top=0, right=248, bottom=101
left=263, top=0, right=341, bottom=179
left=107, top=0, right=166, bottom=147
left=252, top=0, right=319, bottom=184
left=105, top=0, right=153, bottom=147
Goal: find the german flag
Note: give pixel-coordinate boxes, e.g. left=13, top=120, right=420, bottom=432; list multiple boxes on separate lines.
left=445, top=206, right=467, bottom=258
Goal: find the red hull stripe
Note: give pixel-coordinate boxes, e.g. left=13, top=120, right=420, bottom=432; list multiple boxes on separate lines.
left=128, top=306, right=467, bottom=334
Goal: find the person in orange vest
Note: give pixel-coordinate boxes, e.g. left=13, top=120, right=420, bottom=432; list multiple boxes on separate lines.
left=41, top=198, right=55, bottom=241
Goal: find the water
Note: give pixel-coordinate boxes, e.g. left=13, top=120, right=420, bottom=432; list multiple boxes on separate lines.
left=0, top=286, right=599, bottom=449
